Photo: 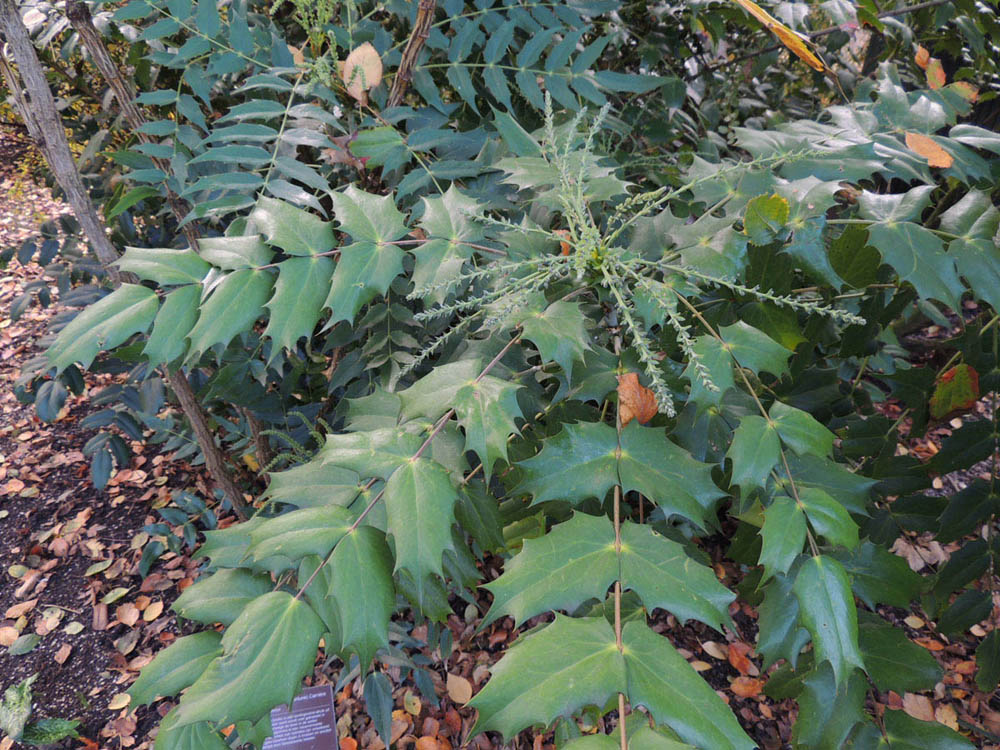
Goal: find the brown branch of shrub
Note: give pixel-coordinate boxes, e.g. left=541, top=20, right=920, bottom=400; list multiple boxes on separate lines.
left=387, top=0, right=436, bottom=108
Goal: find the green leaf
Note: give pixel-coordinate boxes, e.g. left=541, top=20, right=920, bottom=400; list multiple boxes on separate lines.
left=793, top=555, right=865, bottom=688
left=198, top=235, right=273, bottom=269
left=173, top=591, right=325, bottom=728
left=518, top=422, right=724, bottom=527
left=563, top=728, right=695, bottom=750
left=172, top=568, right=274, bottom=625
left=484, top=513, right=733, bottom=630
left=858, top=614, right=942, bottom=693
left=832, top=541, right=923, bottom=609
left=20, top=717, right=80, bottom=745
left=975, top=630, right=1000, bottom=692
left=868, top=222, right=964, bottom=311
left=519, top=300, right=593, bottom=382
left=317, top=428, right=422, bottom=479
left=798, top=487, right=859, bottom=549
left=116, top=246, right=210, bottom=285
left=469, top=615, right=625, bottom=740
left=759, top=496, right=806, bottom=580
left=769, top=401, right=834, bottom=457
left=248, top=505, right=356, bottom=564
left=727, top=415, right=780, bottom=489
left=0, top=674, right=36, bottom=740
left=743, top=193, right=789, bottom=246
left=249, top=196, right=335, bottom=255
left=144, top=284, right=200, bottom=366
left=623, top=622, right=755, bottom=750
left=412, top=186, right=484, bottom=303
left=129, top=632, right=223, bottom=705
left=719, top=321, right=792, bottom=378
left=47, top=285, right=159, bottom=373
left=877, top=709, right=974, bottom=750
left=186, top=269, right=273, bottom=361
left=792, top=662, right=867, bottom=750
left=384, top=458, right=458, bottom=591
left=323, top=526, right=395, bottom=666
left=323, top=239, right=404, bottom=325
left=399, top=359, right=483, bottom=421
left=453, top=376, right=523, bottom=480
left=264, top=462, right=363, bottom=509
left=155, top=710, right=229, bottom=750
left=262, top=256, right=335, bottom=359
left=683, top=335, right=735, bottom=409
left=757, top=573, right=810, bottom=669
left=331, top=185, right=408, bottom=244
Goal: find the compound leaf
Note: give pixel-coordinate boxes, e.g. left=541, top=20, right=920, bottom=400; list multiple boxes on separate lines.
left=249, top=195, right=335, bottom=255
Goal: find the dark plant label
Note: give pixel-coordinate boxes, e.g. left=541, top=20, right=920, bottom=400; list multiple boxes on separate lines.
left=262, top=685, right=337, bottom=749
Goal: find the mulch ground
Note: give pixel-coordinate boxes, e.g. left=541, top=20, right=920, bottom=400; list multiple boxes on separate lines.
left=2, top=126, right=1000, bottom=750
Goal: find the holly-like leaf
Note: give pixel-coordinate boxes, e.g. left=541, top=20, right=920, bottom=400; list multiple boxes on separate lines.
left=172, top=591, right=325, bottom=728
left=316, top=428, right=422, bottom=480
left=792, top=662, right=867, bottom=750
left=186, top=269, right=273, bottom=362
left=563, top=728, right=695, bottom=750
left=483, top=514, right=734, bottom=631
left=48, top=284, right=159, bottom=373
left=727, top=415, right=780, bottom=489
left=264, top=462, right=363, bottom=509
left=683, top=335, right=735, bottom=409
left=469, top=615, right=625, bottom=740
left=247, top=505, right=356, bottom=564
left=867, top=222, right=964, bottom=312
left=832, top=541, right=923, bottom=609
left=876, top=709, right=974, bottom=750
left=793, top=555, right=865, bottom=688
left=324, top=527, right=395, bottom=666
left=249, top=196, right=335, bottom=255
left=520, top=300, right=592, bottom=382
left=769, top=401, right=834, bottom=457
left=743, top=193, right=790, bottom=246
left=384, top=458, right=459, bottom=592
left=332, top=185, right=408, bottom=245
left=757, top=573, right=811, bottom=669
left=518, top=422, right=724, bottom=527
left=116, top=246, right=211, bottom=285
left=155, top=709, right=230, bottom=750
left=412, top=186, right=484, bottom=303
left=858, top=613, right=942, bottom=693
left=399, top=359, right=483, bottom=421
left=798, top=487, right=858, bottom=549
left=454, top=376, right=523, bottom=480
left=263, top=256, right=335, bottom=360
left=198, top=235, right=273, bottom=269
left=623, top=622, right=756, bottom=750
left=172, top=569, right=274, bottom=625
left=929, top=364, right=980, bottom=419
left=128, top=632, right=223, bottom=705
left=719, top=321, right=792, bottom=378
left=976, top=630, right=1000, bottom=692
left=759, top=496, right=806, bottom=580
left=144, top=283, right=200, bottom=367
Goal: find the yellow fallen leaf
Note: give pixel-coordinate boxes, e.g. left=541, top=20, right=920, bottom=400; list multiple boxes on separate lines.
left=342, top=42, right=383, bottom=102
left=107, top=693, right=132, bottom=711
left=902, top=693, right=935, bottom=722
left=905, top=132, right=953, bottom=168
left=446, top=673, right=472, bottom=704
left=731, top=0, right=825, bottom=71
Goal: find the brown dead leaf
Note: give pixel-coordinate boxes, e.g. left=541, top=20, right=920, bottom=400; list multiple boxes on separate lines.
left=731, top=0, right=825, bottom=71
left=913, top=637, right=944, bottom=652
left=92, top=603, right=109, bottom=631
left=416, top=738, right=440, bottom=750
left=690, top=660, right=712, bottom=672
left=340, top=740, right=358, bottom=750
left=730, top=676, right=763, bottom=698
left=0, top=626, right=19, bottom=647
left=935, top=703, right=959, bottom=730
left=117, top=603, right=140, bottom=628
left=342, top=42, right=383, bottom=101
left=5, top=598, right=38, bottom=619
left=951, top=81, right=979, bottom=102
left=107, top=693, right=132, bottom=711
left=728, top=642, right=756, bottom=676
left=953, top=660, right=976, bottom=676
left=902, top=693, right=935, bottom=722
left=446, top=673, right=473, bottom=704
left=905, top=133, right=953, bottom=168
left=702, top=640, right=727, bottom=660
left=553, top=229, right=571, bottom=256
left=618, top=372, right=657, bottom=426
left=54, top=642, right=72, bottom=664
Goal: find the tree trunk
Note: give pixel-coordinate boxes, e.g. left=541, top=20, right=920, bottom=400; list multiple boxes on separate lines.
left=0, top=0, right=122, bottom=280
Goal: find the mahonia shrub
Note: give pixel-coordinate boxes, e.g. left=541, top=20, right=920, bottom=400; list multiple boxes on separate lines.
left=30, top=0, right=1000, bottom=748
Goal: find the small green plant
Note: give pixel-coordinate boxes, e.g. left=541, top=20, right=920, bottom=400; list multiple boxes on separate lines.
left=0, top=675, right=80, bottom=747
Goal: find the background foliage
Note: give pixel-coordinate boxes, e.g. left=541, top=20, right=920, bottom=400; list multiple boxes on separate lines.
left=4, top=0, right=1000, bottom=748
